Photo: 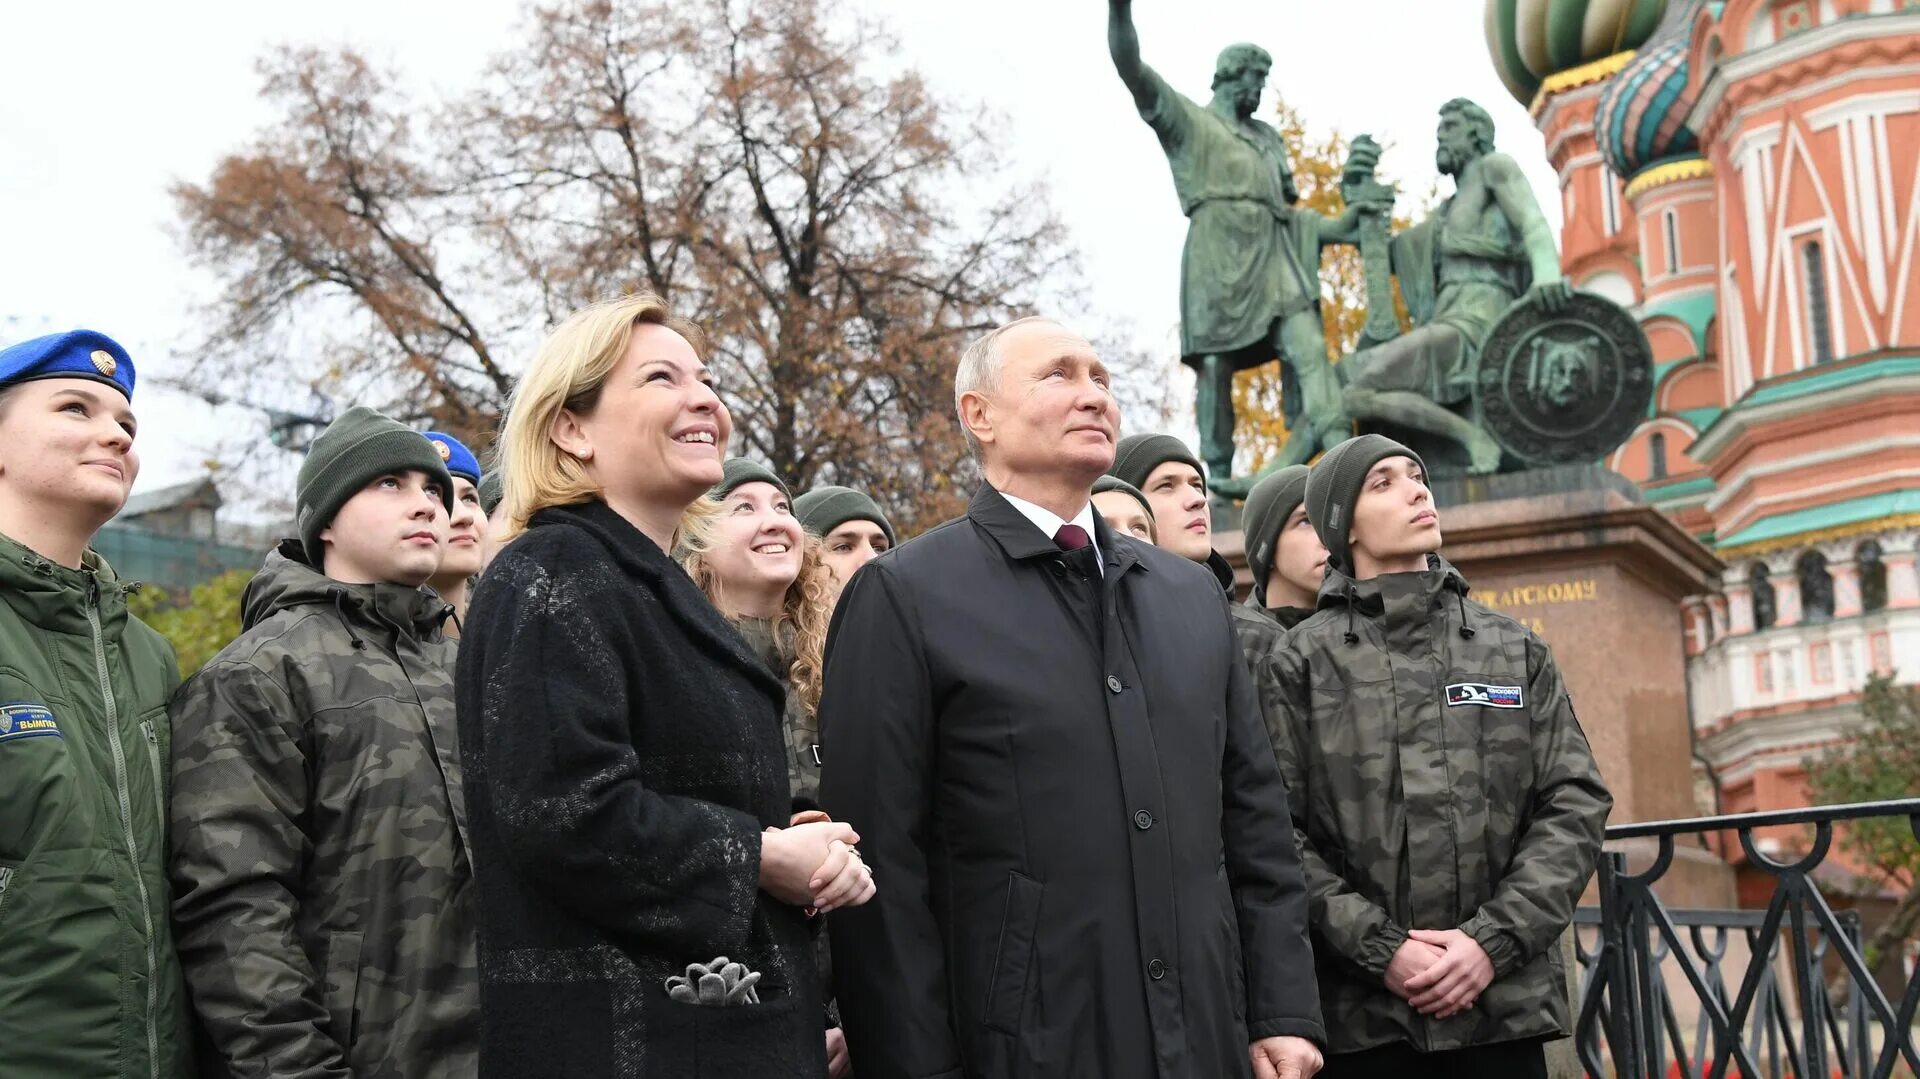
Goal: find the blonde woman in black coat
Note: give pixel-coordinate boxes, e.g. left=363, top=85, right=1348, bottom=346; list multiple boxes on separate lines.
left=455, top=294, right=876, bottom=1079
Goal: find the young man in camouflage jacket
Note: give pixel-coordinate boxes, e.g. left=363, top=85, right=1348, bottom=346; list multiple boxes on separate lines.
left=1263, top=434, right=1610, bottom=1079
left=1230, top=463, right=1324, bottom=665
left=169, top=408, right=478, bottom=1079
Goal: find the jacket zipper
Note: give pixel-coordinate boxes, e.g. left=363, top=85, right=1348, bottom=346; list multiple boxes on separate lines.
left=87, top=577, right=162, bottom=1079
left=141, top=721, right=166, bottom=856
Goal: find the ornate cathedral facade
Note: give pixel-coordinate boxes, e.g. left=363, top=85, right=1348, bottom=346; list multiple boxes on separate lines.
left=1491, top=0, right=1920, bottom=899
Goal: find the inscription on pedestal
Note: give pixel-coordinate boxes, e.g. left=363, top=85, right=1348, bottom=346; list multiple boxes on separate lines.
left=1477, top=576, right=1600, bottom=634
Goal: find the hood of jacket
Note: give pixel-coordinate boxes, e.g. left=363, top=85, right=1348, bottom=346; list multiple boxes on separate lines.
left=243, top=539, right=452, bottom=641
left=0, top=529, right=137, bottom=637
left=1312, top=553, right=1476, bottom=647
left=1204, top=548, right=1236, bottom=595
left=1268, top=604, right=1313, bottom=632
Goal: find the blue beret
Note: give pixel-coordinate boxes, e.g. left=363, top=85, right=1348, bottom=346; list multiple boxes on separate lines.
left=423, top=432, right=482, bottom=485
left=0, top=329, right=135, bottom=400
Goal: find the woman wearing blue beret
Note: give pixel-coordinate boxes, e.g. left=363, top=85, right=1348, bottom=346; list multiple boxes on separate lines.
left=424, top=431, right=489, bottom=632
left=0, top=329, right=194, bottom=1077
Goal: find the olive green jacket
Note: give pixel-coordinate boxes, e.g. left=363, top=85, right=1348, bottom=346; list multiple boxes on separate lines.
left=0, top=531, right=191, bottom=1078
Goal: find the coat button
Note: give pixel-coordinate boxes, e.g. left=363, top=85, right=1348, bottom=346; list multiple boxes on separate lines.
left=1148, top=959, right=1167, bottom=980
left=1106, top=675, right=1123, bottom=694
left=1133, top=810, right=1153, bottom=830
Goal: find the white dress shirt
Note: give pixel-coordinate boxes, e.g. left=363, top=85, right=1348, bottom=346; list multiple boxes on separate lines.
left=999, top=490, right=1104, bottom=576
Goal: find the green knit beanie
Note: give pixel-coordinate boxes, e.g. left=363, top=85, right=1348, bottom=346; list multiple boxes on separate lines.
left=712, top=457, right=789, bottom=501
left=793, top=485, right=895, bottom=545
left=1242, top=465, right=1311, bottom=605
left=1109, top=433, right=1206, bottom=492
left=1304, top=434, right=1426, bottom=574
left=296, top=406, right=455, bottom=566
left=1091, top=474, right=1155, bottom=530
left=477, top=471, right=504, bottom=516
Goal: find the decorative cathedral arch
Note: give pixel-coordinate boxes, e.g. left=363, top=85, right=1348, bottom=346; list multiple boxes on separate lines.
left=1796, top=548, right=1835, bottom=621
left=1750, top=561, right=1779, bottom=629
left=1857, top=538, right=1889, bottom=611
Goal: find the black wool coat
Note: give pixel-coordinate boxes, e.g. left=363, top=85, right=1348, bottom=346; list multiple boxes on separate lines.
left=818, top=486, right=1324, bottom=1079
left=455, top=501, right=824, bottom=1079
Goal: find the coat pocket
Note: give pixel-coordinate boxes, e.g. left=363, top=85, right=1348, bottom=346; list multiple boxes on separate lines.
left=320, top=930, right=364, bottom=1048
left=657, top=994, right=800, bottom=1076
left=984, top=870, right=1044, bottom=1036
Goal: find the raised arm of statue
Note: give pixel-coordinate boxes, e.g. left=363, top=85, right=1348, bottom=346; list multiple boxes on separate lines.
left=1483, top=152, right=1571, bottom=312
left=1109, top=0, right=1182, bottom=145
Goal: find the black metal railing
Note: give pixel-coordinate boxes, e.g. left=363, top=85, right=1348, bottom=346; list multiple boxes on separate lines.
left=1574, top=799, right=1920, bottom=1079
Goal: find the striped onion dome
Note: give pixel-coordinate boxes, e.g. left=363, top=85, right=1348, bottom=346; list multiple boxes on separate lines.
left=1594, top=0, right=1708, bottom=178
left=1485, top=0, right=1666, bottom=105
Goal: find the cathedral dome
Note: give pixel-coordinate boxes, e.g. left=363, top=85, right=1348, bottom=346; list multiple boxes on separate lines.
left=1593, top=0, right=1710, bottom=179
left=1485, top=0, right=1667, bottom=105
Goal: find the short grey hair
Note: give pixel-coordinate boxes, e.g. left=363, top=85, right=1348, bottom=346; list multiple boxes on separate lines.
left=954, top=315, right=1054, bottom=461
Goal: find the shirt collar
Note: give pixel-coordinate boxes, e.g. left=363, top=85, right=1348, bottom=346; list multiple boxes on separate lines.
left=998, top=490, right=1102, bottom=570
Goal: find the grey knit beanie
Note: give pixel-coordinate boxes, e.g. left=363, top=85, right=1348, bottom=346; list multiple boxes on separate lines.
left=1304, top=434, right=1427, bottom=574
left=296, top=406, right=455, bottom=565
left=711, top=457, right=789, bottom=501
left=1242, top=465, right=1311, bottom=604
left=793, top=485, right=895, bottom=545
left=1109, top=433, right=1206, bottom=492
left=477, top=471, right=504, bottom=516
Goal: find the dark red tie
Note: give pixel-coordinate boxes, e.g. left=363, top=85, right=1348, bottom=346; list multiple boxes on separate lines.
left=1054, top=524, right=1091, bottom=552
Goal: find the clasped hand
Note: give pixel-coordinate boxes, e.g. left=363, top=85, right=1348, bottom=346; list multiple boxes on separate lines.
left=759, top=818, right=877, bottom=913
left=1385, top=929, right=1494, bottom=1020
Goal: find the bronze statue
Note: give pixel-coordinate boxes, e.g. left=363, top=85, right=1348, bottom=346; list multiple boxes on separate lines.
left=1209, top=97, right=1650, bottom=496
left=1106, top=0, right=1368, bottom=486
left=1337, top=98, right=1571, bottom=474
left=1106, top=0, right=1651, bottom=494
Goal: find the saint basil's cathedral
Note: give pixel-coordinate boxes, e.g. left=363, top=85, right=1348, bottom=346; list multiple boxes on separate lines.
left=1487, top=0, right=1920, bottom=904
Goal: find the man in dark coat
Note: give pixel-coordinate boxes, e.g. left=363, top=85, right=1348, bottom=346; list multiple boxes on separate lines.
left=819, top=316, right=1325, bottom=1079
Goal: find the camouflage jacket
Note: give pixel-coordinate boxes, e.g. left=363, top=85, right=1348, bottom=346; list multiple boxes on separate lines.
left=168, top=542, right=479, bottom=1079
left=733, top=617, right=822, bottom=811
left=1230, top=600, right=1311, bottom=671
left=1229, top=601, right=1311, bottom=749
left=0, top=533, right=192, bottom=1079
left=1263, top=556, right=1609, bottom=1053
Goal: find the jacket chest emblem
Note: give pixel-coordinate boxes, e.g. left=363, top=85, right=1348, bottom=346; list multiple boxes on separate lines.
left=0, top=700, right=62, bottom=742
left=1445, top=682, right=1523, bottom=709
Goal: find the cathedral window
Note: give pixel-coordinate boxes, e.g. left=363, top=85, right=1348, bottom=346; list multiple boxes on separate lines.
left=1751, top=562, right=1778, bottom=630
left=1858, top=540, right=1888, bottom=612
left=1796, top=549, right=1834, bottom=622
left=1803, top=240, right=1835, bottom=364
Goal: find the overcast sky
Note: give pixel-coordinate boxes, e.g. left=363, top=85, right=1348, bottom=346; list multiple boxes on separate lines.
left=0, top=0, right=1558, bottom=500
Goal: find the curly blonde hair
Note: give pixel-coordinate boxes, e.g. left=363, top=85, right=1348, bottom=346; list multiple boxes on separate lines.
left=683, top=524, right=836, bottom=717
